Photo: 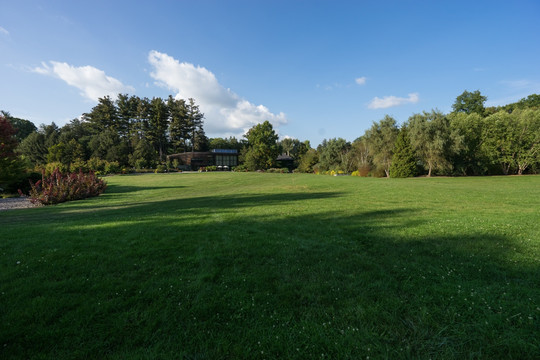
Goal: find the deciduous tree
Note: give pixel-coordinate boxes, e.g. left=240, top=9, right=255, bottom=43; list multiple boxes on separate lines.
left=364, top=115, right=399, bottom=177
left=242, top=121, right=279, bottom=170
left=408, top=110, right=453, bottom=176
left=452, top=90, right=487, bottom=116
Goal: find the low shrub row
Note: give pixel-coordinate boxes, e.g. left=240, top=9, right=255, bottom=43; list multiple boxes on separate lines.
left=266, top=168, right=290, bottom=173
left=24, top=168, right=107, bottom=205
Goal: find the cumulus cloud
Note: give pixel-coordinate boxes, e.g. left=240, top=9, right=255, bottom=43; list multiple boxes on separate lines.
left=355, top=77, right=367, bottom=85
left=148, top=50, right=286, bottom=136
left=368, top=93, right=419, bottom=109
left=33, top=61, right=134, bottom=101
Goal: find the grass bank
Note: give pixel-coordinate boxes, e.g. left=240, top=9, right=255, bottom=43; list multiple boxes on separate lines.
left=1, top=173, right=539, bottom=359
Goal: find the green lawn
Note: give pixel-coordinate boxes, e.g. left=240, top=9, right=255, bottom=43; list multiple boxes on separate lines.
left=1, top=173, right=539, bottom=359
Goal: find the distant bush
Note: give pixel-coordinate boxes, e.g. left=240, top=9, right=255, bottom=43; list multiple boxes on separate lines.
left=69, top=159, right=89, bottom=173
left=26, top=168, right=107, bottom=205
left=44, top=162, right=69, bottom=176
left=18, top=172, right=42, bottom=193
left=87, top=157, right=107, bottom=173
left=358, top=165, right=371, bottom=177
left=233, top=164, right=248, bottom=172
left=154, top=165, right=167, bottom=173
left=104, top=161, right=120, bottom=175
left=266, top=168, right=290, bottom=173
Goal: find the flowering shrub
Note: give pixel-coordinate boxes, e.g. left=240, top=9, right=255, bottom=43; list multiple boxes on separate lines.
left=25, top=168, right=107, bottom=205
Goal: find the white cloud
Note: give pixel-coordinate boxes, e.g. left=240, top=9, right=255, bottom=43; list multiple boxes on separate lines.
left=368, top=93, right=419, bottom=109
left=0, top=26, right=9, bottom=36
left=148, top=50, right=286, bottom=136
left=355, top=77, right=367, bottom=85
left=33, top=61, right=134, bottom=101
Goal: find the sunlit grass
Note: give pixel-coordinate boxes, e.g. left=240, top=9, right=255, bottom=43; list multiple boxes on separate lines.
left=1, top=173, right=539, bottom=359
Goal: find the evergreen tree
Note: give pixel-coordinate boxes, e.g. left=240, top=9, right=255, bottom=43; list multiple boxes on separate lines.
left=168, top=96, right=188, bottom=152
left=147, top=97, right=169, bottom=160
left=389, top=126, right=417, bottom=178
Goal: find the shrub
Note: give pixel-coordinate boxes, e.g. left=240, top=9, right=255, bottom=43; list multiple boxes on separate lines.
left=13, top=172, right=42, bottom=194
left=233, top=164, right=248, bottom=172
left=87, top=157, right=107, bottom=172
left=69, top=159, right=89, bottom=173
left=104, top=161, right=120, bottom=174
left=358, top=165, right=371, bottom=177
left=44, top=162, right=69, bottom=176
left=26, top=168, right=107, bottom=205
left=266, top=168, right=290, bottom=173
left=154, top=165, right=167, bottom=173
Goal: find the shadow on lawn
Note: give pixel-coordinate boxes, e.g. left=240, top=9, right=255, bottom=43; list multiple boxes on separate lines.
left=1, top=190, right=539, bottom=359
left=104, top=183, right=185, bottom=194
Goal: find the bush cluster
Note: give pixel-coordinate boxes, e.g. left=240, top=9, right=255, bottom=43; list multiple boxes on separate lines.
left=322, top=170, right=346, bottom=176
left=154, top=165, right=167, bottom=173
left=266, top=168, right=290, bottom=173
left=25, top=168, right=107, bottom=205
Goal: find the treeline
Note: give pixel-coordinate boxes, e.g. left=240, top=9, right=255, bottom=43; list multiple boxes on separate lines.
left=311, top=92, right=540, bottom=177
left=15, top=94, right=207, bottom=171
left=1, top=91, right=540, bottom=194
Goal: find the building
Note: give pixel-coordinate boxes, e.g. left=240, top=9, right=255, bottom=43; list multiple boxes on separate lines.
left=168, top=149, right=239, bottom=170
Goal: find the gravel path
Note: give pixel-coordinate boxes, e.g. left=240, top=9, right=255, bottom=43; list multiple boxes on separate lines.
left=0, top=197, right=40, bottom=211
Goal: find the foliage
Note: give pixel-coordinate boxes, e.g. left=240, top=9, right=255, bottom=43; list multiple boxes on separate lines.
left=208, top=136, right=244, bottom=151
left=448, top=112, right=486, bottom=175
left=296, top=148, right=319, bottom=173
left=502, top=93, right=540, bottom=112
left=0, top=114, right=27, bottom=192
left=266, top=167, right=290, bottom=173
left=407, top=110, right=454, bottom=176
left=154, top=164, right=167, bottom=173
left=481, top=109, right=540, bottom=175
left=452, top=90, right=487, bottom=116
left=317, top=138, right=351, bottom=172
left=242, top=121, right=280, bottom=171
left=1, top=111, right=37, bottom=142
left=233, top=164, right=249, bottom=172
left=364, top=116, right=399, bottom=177
left=349, top=137, right=371, bottom=175
left=389, top=126, right=417, bottom=178
left=26, top=168, right=107, bottom=205
left=129, top=137, right=157, bottom=169
left=17, top=131, right=48, bottom=164
left=104, top=161, right=121, bottom=175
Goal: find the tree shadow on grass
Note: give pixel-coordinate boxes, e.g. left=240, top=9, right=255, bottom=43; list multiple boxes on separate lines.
left=1, top=191, right=539, bottom=359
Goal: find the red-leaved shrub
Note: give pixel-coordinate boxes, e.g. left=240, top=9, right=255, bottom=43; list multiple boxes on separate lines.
left=26, top=168, right=107, bottom=205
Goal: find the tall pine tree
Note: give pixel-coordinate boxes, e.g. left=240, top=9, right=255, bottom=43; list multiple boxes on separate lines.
left=389, top=126, right=417, bottom=178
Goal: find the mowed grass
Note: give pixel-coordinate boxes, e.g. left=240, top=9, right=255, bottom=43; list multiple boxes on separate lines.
left=1, top=173, right=539, bottom=359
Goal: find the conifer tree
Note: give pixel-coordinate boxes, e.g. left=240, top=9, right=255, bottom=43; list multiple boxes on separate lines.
left=389, top=126, right=417, bottom=178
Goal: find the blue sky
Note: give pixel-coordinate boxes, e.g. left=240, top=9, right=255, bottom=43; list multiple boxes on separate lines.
left=1, top=0, right=539, bottom=146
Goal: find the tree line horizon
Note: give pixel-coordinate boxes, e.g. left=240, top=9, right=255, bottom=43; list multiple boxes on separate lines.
left=1, top=90, right=539, bottom=191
